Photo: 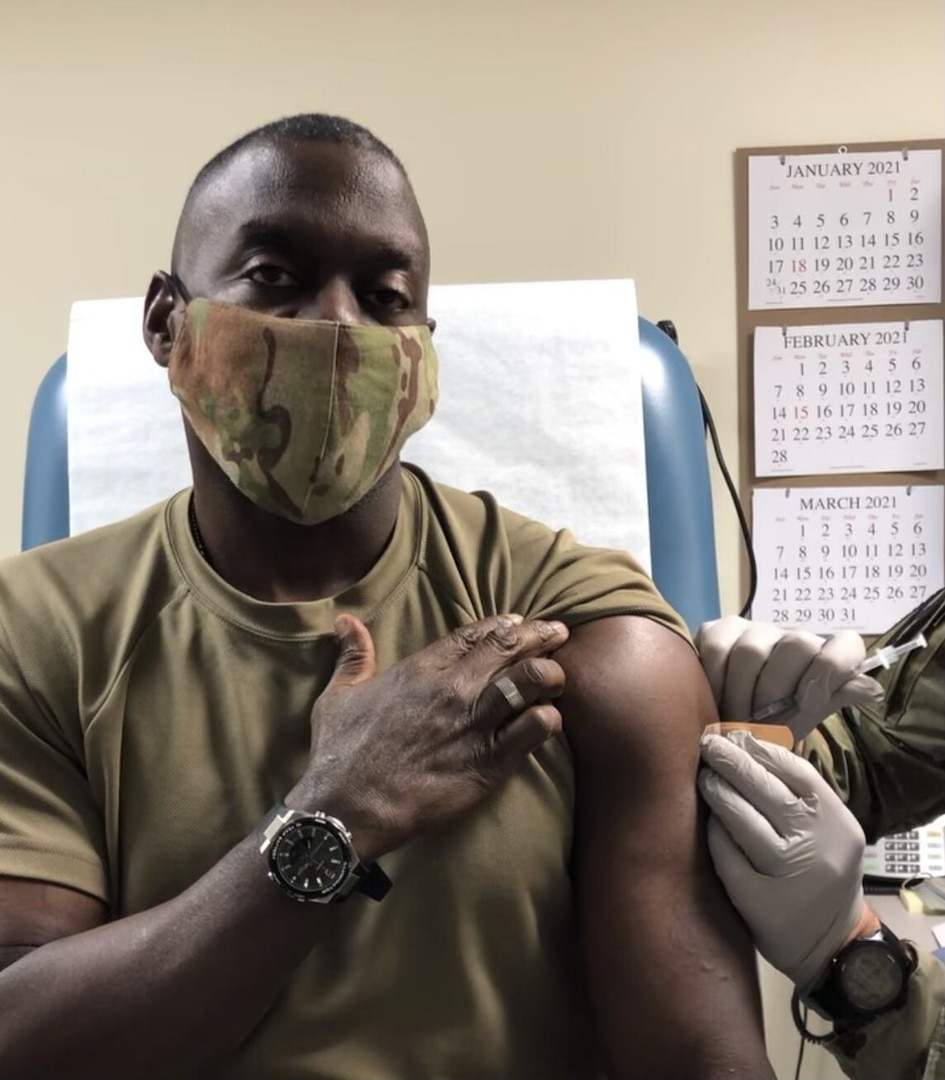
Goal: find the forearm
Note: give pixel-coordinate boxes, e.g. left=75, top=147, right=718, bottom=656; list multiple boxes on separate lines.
left=0, top=833, right=334, bottom=1080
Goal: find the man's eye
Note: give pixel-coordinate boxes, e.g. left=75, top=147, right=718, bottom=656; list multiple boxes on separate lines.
left=245, top=265, right=298, bottom=287
left=368, top=287, right=409, bottom=309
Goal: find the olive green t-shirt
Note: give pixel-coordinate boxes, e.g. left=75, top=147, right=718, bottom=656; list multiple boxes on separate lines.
left=0, top=465, right=686, bottom=1079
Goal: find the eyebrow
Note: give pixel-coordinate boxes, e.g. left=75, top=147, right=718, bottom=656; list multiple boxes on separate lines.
left=235, top=218, right=422, bottom=269
left=236, top=219, right=297, bottom=248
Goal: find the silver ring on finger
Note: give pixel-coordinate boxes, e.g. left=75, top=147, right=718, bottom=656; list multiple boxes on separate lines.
left=494, top=675, right=526, bottom=712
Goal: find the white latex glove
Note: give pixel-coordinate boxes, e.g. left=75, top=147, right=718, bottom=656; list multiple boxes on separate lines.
left=696, top=615, right=884, bottom=741
left=699, top=731, right=867, bottom=993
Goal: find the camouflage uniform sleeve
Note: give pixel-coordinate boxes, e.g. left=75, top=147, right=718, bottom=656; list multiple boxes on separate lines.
left=824, top=952, right=945, bottom=1080
left=800, top=601, right=945, bottom=843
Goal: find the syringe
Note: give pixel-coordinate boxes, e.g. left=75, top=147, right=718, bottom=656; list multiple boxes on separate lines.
left=853, top=633, right=927, bottom=675
left=750, top=633, right=927, bottom=723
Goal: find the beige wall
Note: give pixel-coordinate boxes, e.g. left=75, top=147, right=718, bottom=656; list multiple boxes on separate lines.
left=3, top=0, right=943, bottom=617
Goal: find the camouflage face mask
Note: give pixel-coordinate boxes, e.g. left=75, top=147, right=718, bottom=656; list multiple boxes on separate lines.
left=168, top=298, right=438, bottom=525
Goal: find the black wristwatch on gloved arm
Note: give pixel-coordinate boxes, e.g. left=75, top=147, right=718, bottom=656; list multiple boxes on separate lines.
left=792, top=922, right=918, bottom=1042
left=259, top=803, right=392, bottom=904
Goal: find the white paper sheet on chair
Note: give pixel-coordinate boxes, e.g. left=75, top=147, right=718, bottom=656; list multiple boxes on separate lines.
left=66, top=279, right=650, bottom=569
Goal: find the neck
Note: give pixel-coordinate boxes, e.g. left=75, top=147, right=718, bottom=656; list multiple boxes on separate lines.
left=188, top=440, right=403, bottom=603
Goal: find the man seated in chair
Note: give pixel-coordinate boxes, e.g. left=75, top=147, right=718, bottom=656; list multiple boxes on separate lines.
left=0, top=114, right=773, bottom=1080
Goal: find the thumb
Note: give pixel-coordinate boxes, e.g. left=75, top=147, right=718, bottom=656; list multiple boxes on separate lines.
left=826, top=673, right=886, bottom=711
left=330, top=614, right=377, bottom=687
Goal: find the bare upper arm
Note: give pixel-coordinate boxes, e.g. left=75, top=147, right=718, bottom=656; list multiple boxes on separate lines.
left=557, top=615, right=774, bottom=1080
left=0, top=877, right=106, bottom=972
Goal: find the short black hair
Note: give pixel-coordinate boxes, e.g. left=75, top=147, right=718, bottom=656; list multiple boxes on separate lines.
left=173, top=114, right=408, bottom=268
left=188, top=113, right=405, bottom=203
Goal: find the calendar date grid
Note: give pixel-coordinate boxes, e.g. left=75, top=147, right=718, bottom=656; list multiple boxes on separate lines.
left=763, top=342, right=932, bottom=470
left=763, top=197, right=929, bottom=305
left=763, top=507, right=935, bottom=632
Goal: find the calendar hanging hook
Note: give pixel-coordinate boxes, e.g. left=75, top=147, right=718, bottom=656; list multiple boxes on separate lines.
left=902, top=147, right=910, bottom=161
left=836, top=145, right=848, bottom=156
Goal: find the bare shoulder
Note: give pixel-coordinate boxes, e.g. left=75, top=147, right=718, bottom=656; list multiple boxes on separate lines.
left=554, top=614, right=713, bottom=776
left=0, top=878, right=106, bottom=973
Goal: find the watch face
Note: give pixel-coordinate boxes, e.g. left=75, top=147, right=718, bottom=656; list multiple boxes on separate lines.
left=271, top=820, right=351, bottom=899
left=839, top=942, right=906, bottom=1012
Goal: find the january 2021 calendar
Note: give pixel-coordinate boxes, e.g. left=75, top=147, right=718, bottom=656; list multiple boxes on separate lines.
left=752, top=484, right=944, bottom=634
left=754, top=319, right=944, bottom=477
left=748, top=148, right=942, bottom=310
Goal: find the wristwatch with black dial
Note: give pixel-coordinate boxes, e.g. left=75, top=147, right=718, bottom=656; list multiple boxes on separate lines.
left=259, top=804, right=391, bottom=904
left=805, top=922, right=917, bottom=1028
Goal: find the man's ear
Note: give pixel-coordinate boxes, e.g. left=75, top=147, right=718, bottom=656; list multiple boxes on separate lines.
left=426, top=316, right=436, bottom=335
left=143, top=271, right=182, bottom=369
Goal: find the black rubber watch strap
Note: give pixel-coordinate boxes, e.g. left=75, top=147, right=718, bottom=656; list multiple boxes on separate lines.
left=357, top=862, right=393, bottom=901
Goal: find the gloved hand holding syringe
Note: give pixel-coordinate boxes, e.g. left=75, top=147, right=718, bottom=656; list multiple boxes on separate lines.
left=751, top=632, right=927, bottom=723
left=695, top=616, right=930, bottom=742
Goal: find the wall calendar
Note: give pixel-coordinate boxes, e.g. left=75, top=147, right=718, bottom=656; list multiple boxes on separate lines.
left=754, top=319, right=944, bottom=477
left=735, top=139, right=945, bottom=635
left=752, top=485, right=944, bottom=635
left=748, top=148, right=942, bottom=310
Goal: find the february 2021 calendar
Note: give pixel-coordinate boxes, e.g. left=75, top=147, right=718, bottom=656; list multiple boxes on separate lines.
left=752, top=485, right=945, bottom=634
left=754, top=319, right=945, bottom=477
left=748, top=148, right=942, bottom=310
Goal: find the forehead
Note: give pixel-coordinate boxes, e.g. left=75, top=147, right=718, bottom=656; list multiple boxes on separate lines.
left=179, top=140, right=427, bottom=268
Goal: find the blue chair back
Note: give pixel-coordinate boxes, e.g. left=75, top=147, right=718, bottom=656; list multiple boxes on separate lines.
left=637, top=319, right=720, bottom=629
left=22, top=354, right=69, bottom=552
left=22, top=319, right=720, bottom=630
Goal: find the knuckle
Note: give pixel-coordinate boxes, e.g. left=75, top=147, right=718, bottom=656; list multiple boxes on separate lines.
left=451, top=617, right=525, bottom=655
left=530, top=619, right=558, bottom=644
left=452, top=624, right=486, bottom=651
left=486, top=624, right=520, bottom=652
left=515, top=657, right=564, bottom=695
left=742, top=636, right=775, bottom=663
left=519, top=657, right=547, bottom=685
left=781, top=630, right=819, bottom=654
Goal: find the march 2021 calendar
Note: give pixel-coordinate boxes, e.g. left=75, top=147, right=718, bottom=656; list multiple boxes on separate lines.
left=748, top=148, right=942, bottom=310
left=752, top=485, right=945, bottom=634
left=754, top=319, right=945, bottom=477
